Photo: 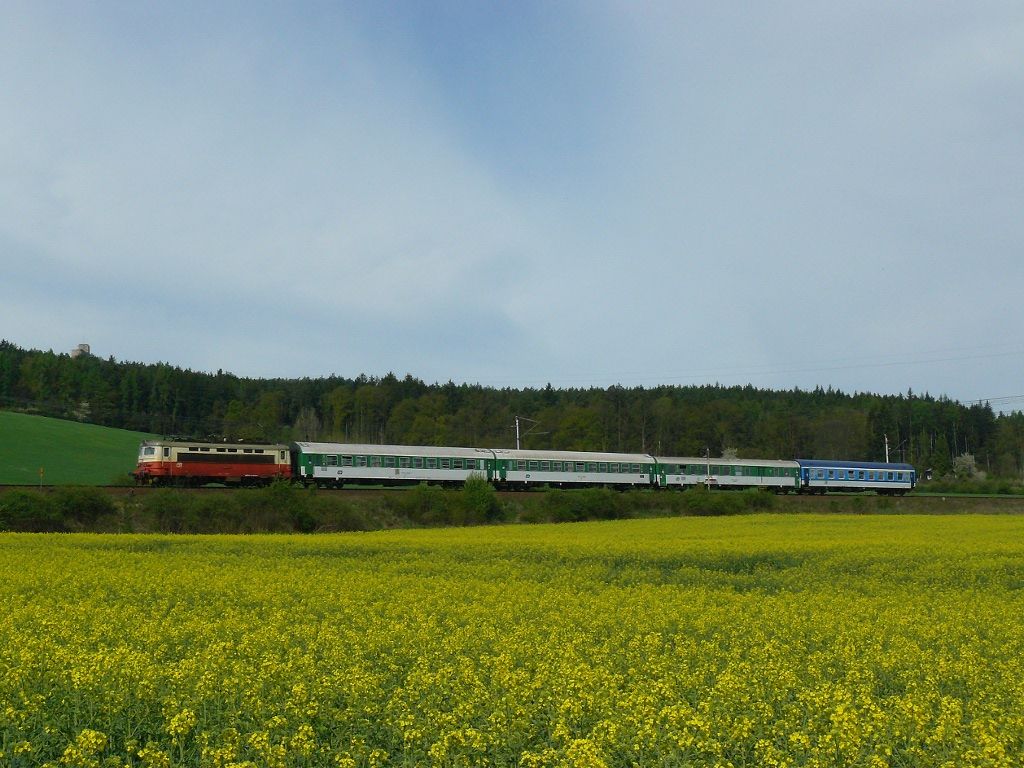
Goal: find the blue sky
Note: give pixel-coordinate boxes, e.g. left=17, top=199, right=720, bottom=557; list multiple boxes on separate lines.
left=2, top=1, right=1023, bottom=406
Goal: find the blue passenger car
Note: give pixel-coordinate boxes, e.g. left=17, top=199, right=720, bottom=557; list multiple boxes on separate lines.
left=796, top=459, right=916, bottom=495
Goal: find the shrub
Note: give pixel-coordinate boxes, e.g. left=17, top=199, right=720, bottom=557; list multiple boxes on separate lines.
left=310, top=494, right=372, bottom=531
left=392, top=483, right=451, bottom=526
left=540, top=488, right=628, bottom=523
left=241, top=481, right=310, bottom=532
left=51, top=487, right=117, bottom=526
left=680, top=486, right=745, bottom=516
left=459, top=474, right=506, bottom=524
left=0, top=490, right=64, bottom=531
left=139, top=489, right=198, bottom=533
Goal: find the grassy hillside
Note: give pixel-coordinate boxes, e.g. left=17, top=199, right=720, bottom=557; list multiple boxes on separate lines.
left=0, top=410, right=156, bottom=485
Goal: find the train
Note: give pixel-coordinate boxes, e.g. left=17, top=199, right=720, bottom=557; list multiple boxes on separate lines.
left=133, top=439, right=917, bottom=495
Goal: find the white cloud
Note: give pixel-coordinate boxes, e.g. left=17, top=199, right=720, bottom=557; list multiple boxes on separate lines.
left=1, top=2, right=1022, bottom=399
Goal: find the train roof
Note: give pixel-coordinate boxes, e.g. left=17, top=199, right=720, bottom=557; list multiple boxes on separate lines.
left=796, top=458, right=916, bottom=471
left=490, top=448, right=655, bottom=463
left=293, top=442, right=491, bottom=458
left=655, top=456, right=800, bottom=468
left=140, top=439, right=289, bottom=450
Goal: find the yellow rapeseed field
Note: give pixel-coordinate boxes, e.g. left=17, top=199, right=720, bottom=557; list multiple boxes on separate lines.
left=1, top=514, right=1024, bottom=767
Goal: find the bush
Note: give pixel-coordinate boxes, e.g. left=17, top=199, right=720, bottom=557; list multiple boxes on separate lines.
left=139, top=489, right=199, bottom=533
left=310, top=494, right=373, bottom=531
left=540, top=488, right=628, bottom=523
left=242, top=482, right=312, bottom=532
left=459, top=474, right=506, bottom=524
left=679, top=486, right=745, bottom=516
left=0, top=490, right=65, bottom=531
left=52, top=487, right=117, bottom=526
left=392, top=483, right=451, bottom=526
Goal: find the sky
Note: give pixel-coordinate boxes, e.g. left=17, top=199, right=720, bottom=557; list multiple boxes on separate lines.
left=2, top=1, right=1022, bottom=407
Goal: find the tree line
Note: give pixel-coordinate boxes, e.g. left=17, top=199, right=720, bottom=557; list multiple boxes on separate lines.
left=2, top=340, right=1023, bottom=479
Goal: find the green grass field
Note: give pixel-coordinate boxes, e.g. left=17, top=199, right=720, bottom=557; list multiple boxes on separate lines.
left=0, top=410, right=156, bottom=485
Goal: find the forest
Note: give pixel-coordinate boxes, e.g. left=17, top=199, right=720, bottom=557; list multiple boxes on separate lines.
left=2, top=340, right=1023, bottom=479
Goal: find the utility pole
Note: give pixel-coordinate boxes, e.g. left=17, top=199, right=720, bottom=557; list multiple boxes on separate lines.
left=513, top=416, right=546, bottom=450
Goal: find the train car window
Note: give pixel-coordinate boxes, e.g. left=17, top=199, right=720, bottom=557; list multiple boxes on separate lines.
left=574, top=462, right=585, bottom=472
left=426, top=458, right=437, bottom=469
left=279, top=451, right=286, bottom=461
left=143, top=447, right=156, bottom=456
left=356, top=456, right=367, bottom=467
left=441, top=458, right=451, bottom=469
left=540, top=461, right=550, bottom=471
left=887, top=472, right=894, bottom=481
left=255, top=449, right=264, bottom=454
left=326, top=455, right=338, bottom=467
left=413, top=457, right=423, bottom=468
left=163, top=447, right=170, bottom=458
left=599, top=463, right=608, bottom=472
left=631, top=463, right=641, bottom=473
left=399, top=457, right=411, bottom=468
left=384, top=457, right=396, bottom=468
left=552, top=462, right=562, bottom=471
left=528, top=461, right=538, bottom=471
left=342, top=456, right=353, bottom=466
left=585, top=463, right=597, bottom=472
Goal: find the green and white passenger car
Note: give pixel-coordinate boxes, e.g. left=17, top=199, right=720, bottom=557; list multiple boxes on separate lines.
left=292, top=442, right=494, bottom=488
left=655, top=457, right=801, bottom=492
left=492, top=449, right=656, bottom=489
